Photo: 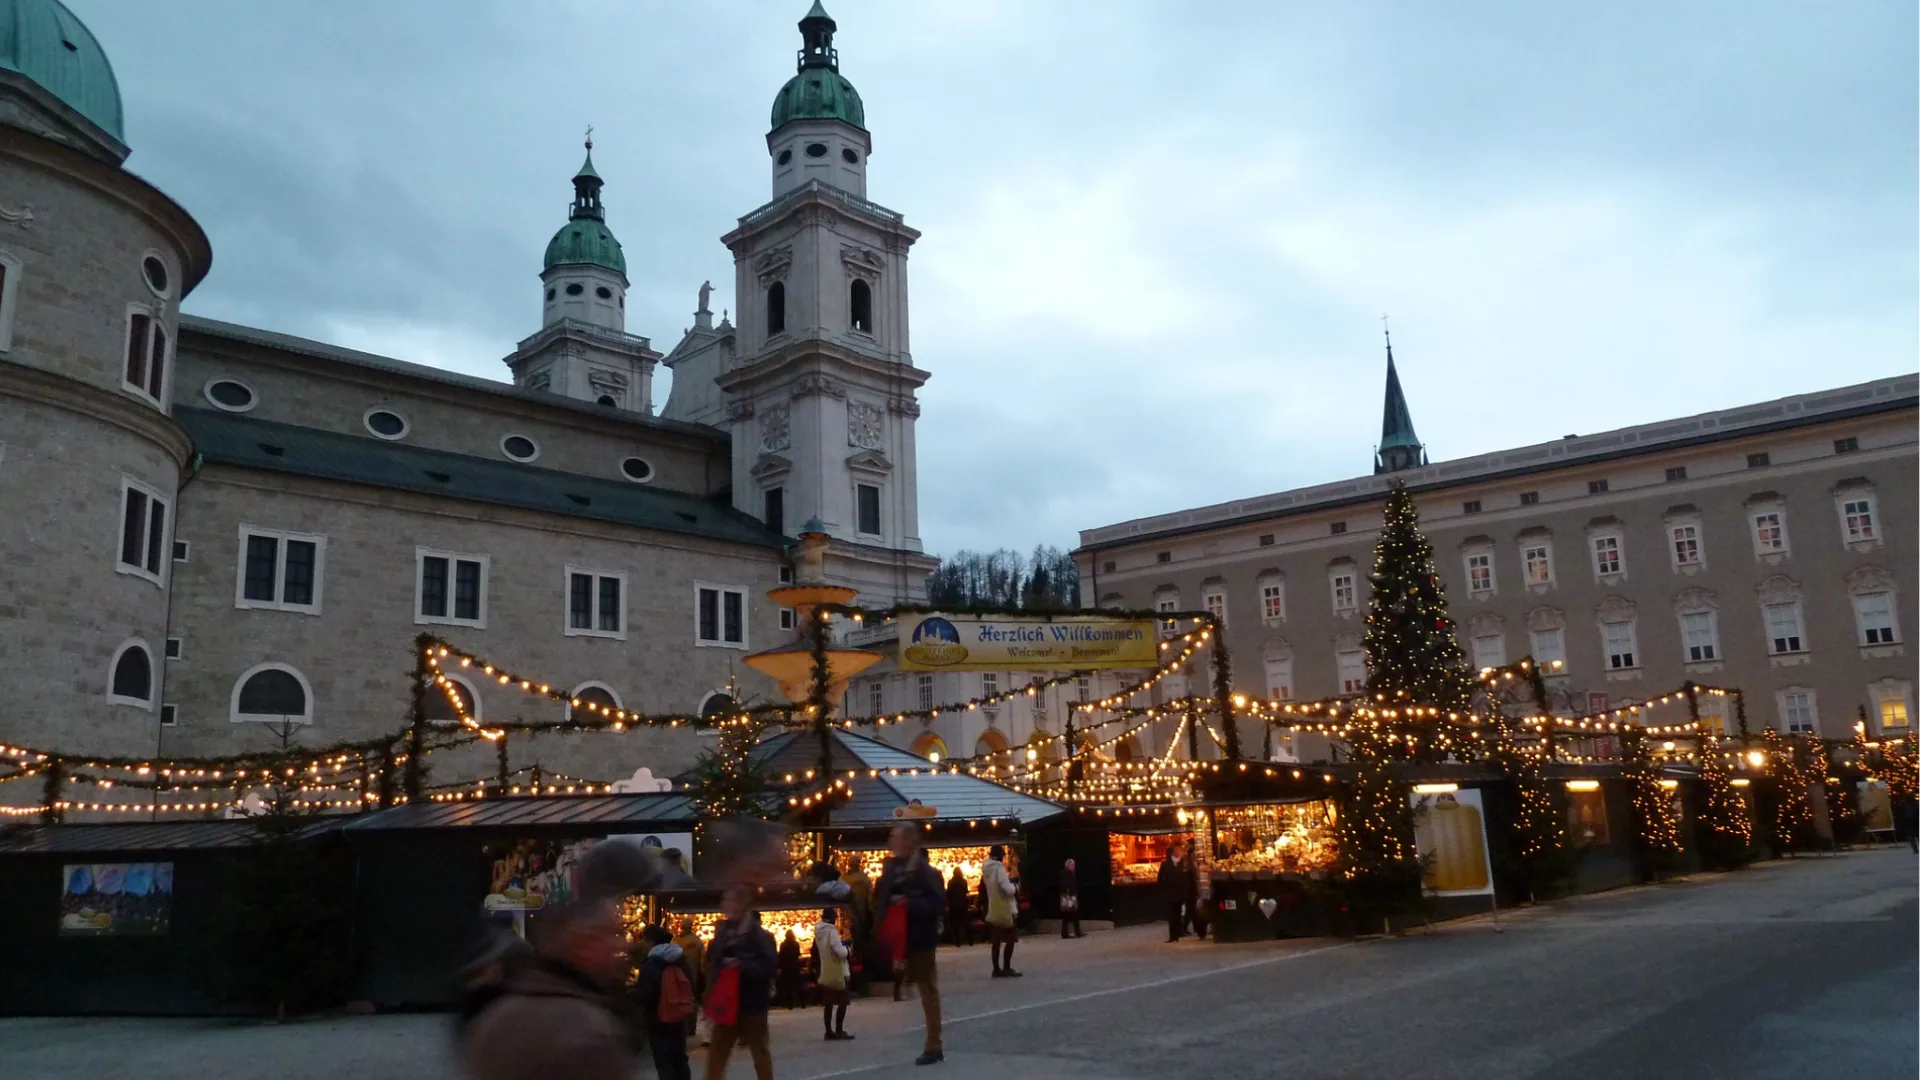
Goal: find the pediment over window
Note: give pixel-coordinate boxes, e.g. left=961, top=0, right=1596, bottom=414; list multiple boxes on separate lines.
left=1831, top=476, right=1872, bottom=494
left=1755, top=574, right=1801, bottom=604
left=1846, top=566, right=1896, bottom=595
left=1586, top=515, right=1621, bottom=530
left=1333, top=629, right=1363, bottom=652
left=1673, top=586, right=1717, bottom=614
left=1516, top=525, right=1551, bottom=540
left=1262, top=636, right=1293, bottom=659
left=1526, top=606, right=1566, bottom=632
left=1255, top=567, right=1284, bottom=581
left=1743, top=490, right=1783, bottom=506
left=750, top=453, right=793, bottom=480
left=1664, top=503, right=1699, bottom=518
left=1595, top=594, right=1637, bottom=622
left=1459, top=534, right=1494, bottom=549
left=845, top=449, right=893, bottom=475
left=1468, top=612, right=1505, bottom=636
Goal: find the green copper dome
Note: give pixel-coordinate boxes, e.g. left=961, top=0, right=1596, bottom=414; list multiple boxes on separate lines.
left=0, top=0, right=124, bottom=141
left=543, top=146, right=626, bottom=276
left=769, top=1, right=865, bottom=132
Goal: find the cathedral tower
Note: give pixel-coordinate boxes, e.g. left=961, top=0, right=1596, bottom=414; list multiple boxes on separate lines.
left=1374, top=329, right=1428, bottom=474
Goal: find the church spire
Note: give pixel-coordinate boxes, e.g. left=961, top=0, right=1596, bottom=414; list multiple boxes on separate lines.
left=1374, top=323, right=1427, bottom=474
left=797, top=1, right=839, bottom=71
left=570, top=129, right=605, bottom=222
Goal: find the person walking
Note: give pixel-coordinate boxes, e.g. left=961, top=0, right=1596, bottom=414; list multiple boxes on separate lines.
left=704, top=887, right=778, bottom=1080
left=777, top=928, right=804, bottom=1010
left=673, top=917, right=708, bottom=1046
left=1158, top=842, right=1193, bottom=942
left=875, top=823, right=947, bottom=1066
left=459, top=898, right=635, bottom=1080
left=814, top=905, right=854, bottom=1040
left=634, top=925, right=695, bottom=1080
left=944, top=867, right=973, bottom=947
left=982, top=845, right=1022, bottom=977
left=1057, top=858, right=1084, bottom=939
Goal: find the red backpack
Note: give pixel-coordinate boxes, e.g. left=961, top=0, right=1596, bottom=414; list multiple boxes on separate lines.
left=657, top=964, right=695, bottom=1024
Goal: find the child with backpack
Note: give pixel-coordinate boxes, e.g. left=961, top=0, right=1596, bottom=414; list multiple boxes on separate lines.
left=634, top=924, right=695, bottom=1080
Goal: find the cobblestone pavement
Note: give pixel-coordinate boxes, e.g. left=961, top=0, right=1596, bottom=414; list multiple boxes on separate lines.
left=4, top=847, right=1913, bottom=1080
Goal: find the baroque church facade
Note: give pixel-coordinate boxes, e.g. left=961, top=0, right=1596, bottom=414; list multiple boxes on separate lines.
left=0, top=1, right=932, bottom=787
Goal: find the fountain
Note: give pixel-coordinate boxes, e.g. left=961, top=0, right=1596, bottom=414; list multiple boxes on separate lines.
left=742, top=519, right=884, bottom=706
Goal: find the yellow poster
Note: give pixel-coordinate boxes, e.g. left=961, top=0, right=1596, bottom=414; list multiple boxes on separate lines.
left=896, top=613, right=1160, bottom=671
left=1411, top=788, right=1495, bottom=896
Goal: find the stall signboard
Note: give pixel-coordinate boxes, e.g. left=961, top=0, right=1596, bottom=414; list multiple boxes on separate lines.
left=1410, top=788, right=1496, bottom=897
left=1858, top=781, right=1894, bottom=832
left=898, top=614, right=1159, bottom=672
left=482, top=834, right=693, bottom=913
left=59, top=863, right=173, bottom=936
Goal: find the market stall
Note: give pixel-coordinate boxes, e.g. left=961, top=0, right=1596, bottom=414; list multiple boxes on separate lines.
left=1190, top=796, right=1342, bottom=942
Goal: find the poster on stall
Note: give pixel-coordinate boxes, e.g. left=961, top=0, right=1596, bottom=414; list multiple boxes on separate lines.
left=59, top=863, right=173, bottom=936
left=483, top=834, right=693, bottom=914
left=1858, top=781, right=1894, bottom=832
left=898, top=613, right=1159, bottom=671
left=1409, top=788, right=1495, bottom=897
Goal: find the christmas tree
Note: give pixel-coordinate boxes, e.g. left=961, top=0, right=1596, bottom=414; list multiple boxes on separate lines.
left=1362, top=483, right=1475, bottom=738
left=688, top=716, right=777, bottom=823
left=1333, top=729, right=1426, bottom=930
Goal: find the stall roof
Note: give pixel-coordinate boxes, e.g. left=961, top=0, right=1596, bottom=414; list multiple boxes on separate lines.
left=344, top=793, right=696, bottom=831
left=753, top=730, right=1066, bottom=827
left=0, top=820, right=337, bottom=855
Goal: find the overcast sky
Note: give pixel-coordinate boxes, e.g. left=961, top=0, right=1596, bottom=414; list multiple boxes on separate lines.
left=81, top=1, right=1917, bottom=557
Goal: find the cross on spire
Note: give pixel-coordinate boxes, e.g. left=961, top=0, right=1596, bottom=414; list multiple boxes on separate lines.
left=585, top=124, right=594, bottom=150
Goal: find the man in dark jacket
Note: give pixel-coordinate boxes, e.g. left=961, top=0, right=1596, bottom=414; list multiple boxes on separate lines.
left=706, top=886, right=778, bottom=1080
left=944, top=867, right=973, bottom=947
left=875, top=823, right=947, bottom=1066
left=632, top=925, right=693, bottom=1080
left=1158, top=842, right=1193, bottom=943
left=1058, top=858, right=1084, bottom=939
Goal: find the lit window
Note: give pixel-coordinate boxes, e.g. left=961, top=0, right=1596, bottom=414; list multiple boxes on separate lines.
left=1877, top=687, right=1911, bottom=732
left=566, top=568, right=625, bottom=638
left=117, top=478, right=171, bottom=585
left=1778, top=689, right=1817, bottom=734
left=1157, top=595, right=1179, bottom=636
left=236, top=528, right=324, bottom=614
left=1529, top=628, right=1566, bottom=671
left=1670, top=523, right=1702, bottom=568
left=108, top=640, right=155, bottom=708
left=1841, top=496, right=1877, bottom=543
left=1471, top=633, right=1506, bottom=669
left=1854, top=592, right=1899, bottom=646
left=1765, top=602, right=1804, bottom=654
left=1330, top=572, right=1357, bottom=613
left=1523, top=543, right=1553, bottom=587
left=917, top=674, right=934, bottom=712
left=1260, top=580, right=1285, bottom=621
left=1567, top=788, right=1611, bottom=845
left=1592, top=534, right=1622, bottom=578
left=417, top=549, right=487, bottom=627
left=232, top=665, right=311, bottom=725
left=1264, top=655, right=1293, bottom=700
left=1603, top=620, right=1638, bottom=670
left=1336, top=649, right=1366, bottom=694
left=1752, top=510, right=1787, bottom=554
left=121, top=306, right=169, bottom=405
left=1465, top=552, right=1493, bottom=595
left=1680, top=611, right=1718, bottom=662
left=696, top=584, right=748, bottom=648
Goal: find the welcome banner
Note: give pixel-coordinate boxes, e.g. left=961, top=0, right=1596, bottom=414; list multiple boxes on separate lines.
left=897, top=613, right=1160, bottom=672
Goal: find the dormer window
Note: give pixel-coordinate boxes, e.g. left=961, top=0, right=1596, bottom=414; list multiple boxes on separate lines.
left=849, top=279, right=873, bottom=334
left=767, top=281, right=786, bottom=335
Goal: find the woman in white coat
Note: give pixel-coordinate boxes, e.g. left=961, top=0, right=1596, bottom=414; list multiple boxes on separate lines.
left=814, top=906, right=854, bottom=1040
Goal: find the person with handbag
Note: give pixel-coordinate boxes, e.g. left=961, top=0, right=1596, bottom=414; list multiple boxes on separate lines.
left=634, top=925, right=695, bottom=1080
left=875, top=823, right=947, bottom=1066
left=703, top=886, right=777, bottom=1080
left=813, top=905, right=854, bottom=1040
left=1058, top=858, right=1084, bottom=939
left=982, top=845, right=1021, bottom=977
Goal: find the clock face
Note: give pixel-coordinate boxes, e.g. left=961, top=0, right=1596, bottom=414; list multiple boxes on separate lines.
left=849, top=403, right=883, bottom=449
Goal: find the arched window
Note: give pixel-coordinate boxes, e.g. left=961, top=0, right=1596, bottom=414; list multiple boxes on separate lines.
left=849, top=279, right=872, bottom=334
left=1026, top=731, right=1057, bottom=762
left=424, top=673, right=479, bottom=726
left=567, top=682, right=622, bottom=720
left=107, top=640, right=154, bottom=707
left=910, top=732, right=948, bottom=762
left=1114, top=735, right=1141, bottom=762
left=700, top=692, right=740, bottom=719
left=766, top=281, right=786, bottom=336
left=231, top=664, right=312, bottom=724
left=974, top=728, right=1009, bottom=758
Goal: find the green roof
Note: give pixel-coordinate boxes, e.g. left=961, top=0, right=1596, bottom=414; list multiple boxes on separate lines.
left=1, top=0, right=123, bottom=141
left=175, top=408, right=782, bottom=550
left=771, top=68, right=865, bottom=132
left=544, top=217, right=626, bottom=275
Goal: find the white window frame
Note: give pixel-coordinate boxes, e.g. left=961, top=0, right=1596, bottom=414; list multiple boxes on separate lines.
left=1471, top=632, right=1507, bottom=670
left=116, top=476, right=171, bottom=586
left=1591, top=532, right=1624, bottom=581
left=1330, top=571, right=1357, bottom=614
left=1678, top=609, right=1719, bottom=663
left=1668, top=519, right=1704, bottom=571
left=917, top=674, right=935, bottom=712
left=415, top=548, right=489, bottom=628
left=1157, top=595, right=1179, bottom=637
left=1837, top=491, right=1879, bottom=546
left=565, top=681, right=623, bottom=721
left=1776, top=688, right=1818, bottom=735
left=1259, top=578, right=1286, bottom=622
left=1521, top=540, right=1554, bottom=588
left=1263, top=654, right=1293, bottom=700
left=106, top=638, right=156, bottom=709
left=779, top=607, right=796, bottom=631
left=230, top=662, right=314, bottom=725
left=1853, top=591, right=1899, bottom=647
left=1529, top=627, right=1566, bottom=672
left=234, top=526, right=326, bottom=615
left=1764, top=600, right=1806, bottom=655
left=1464, top=550, right=1495, bottom=597
left=0, top=248, right=21, bottom=353
left=119, top=302, right=170, bottom=408
left=981, top=672, right=999, bottom=701
left=1203, top=588, right=1227, bottom=627
left=870, top=678, right=886, bottom=717
left=853, top=481, right=884, bottom=538
left=694, top=583, right=749, bottom=649
left=1336, top=649, right=1367, bottom=695
left=564, top=566, right=628, bottom=640
left=1872, top=681, right=1912, bottom=735
left=1601, top=619, right=1639, bottom=671
left=1750, top=506, right=1789, bottom=557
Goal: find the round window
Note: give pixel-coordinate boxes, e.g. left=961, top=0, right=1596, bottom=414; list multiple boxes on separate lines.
left=565, top=283, right=584, bottom=296
left=364, top=409, right=408, bottom=440
left=842, top=148, right=859, bottom=164
left=141, top=254, right=170, bottom=296
left=203, top=378, right=256, bottom=412
left=620, top=457, right=654, bottom=483
left=500, top=434, right=539, bottom=462
left=595, top=286, right=612, bottom=300
left=805, top=143, right=828, bottom=158
left=545, top=288, right=556, bottom=301
left=777, top=149, right=793, bottom=165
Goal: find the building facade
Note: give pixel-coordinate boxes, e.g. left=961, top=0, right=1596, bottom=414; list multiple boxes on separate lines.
left=1073, top=356, right=1918, bottom=764
left=0, top=2, right=931, bottom=789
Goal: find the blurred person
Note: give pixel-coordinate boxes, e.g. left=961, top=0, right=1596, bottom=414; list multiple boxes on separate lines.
left=704, top=886, right=778, bottom=1080
left=459, top=898, right=633, bottom=1080
left=634, top=924, right=695, bottom=1080
left=876, top=823, right=947, bottom=1066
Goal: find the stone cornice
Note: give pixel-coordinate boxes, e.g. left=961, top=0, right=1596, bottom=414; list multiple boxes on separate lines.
left=721, top=182, right=921, bottom=250
left=508, top=318, right=659, bottom=360
left=0, top=360, right=193, bottom=467
left=714, top=336, right=930, bottom=395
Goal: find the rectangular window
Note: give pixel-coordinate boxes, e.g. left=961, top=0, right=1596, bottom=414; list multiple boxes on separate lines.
left=416, top=549, right=487, bottom=626
left=1462, top=500, right=1482, bottom=514
left=1523, top=543, right=1553, bottom=586
left=1680, top=611, right=1717, bottom=662
left=1592, top=534, right=1622, bottom=577
left=1779, top=690, right=1817, bottom=734
left=1258, top=534, right=1275, bottom=547
left=917, top=674, right=934, bottom=712
left=159, top=704, right=178, bottom=727
left=164, top=637, right=183, bottom=660
left=1336, top=650, right=1366, bottom=695
left=1879, top=693, right=1910, bottom=732
left=1588, top=480, right=1609, bottom=494
left=1157, top=552, right=1172, bottom=564
left=981, top=672, right=1000, bottom=702
left=1075, top=675, right=1090, bottom=702
left=1747, top=452, right=1770, bottom=468
left=1263, top=656, right=1293, bottom=700
left=566, top=569, right=625, bottom=637
left=1330, top=521, right=1347, bottom=535
left=1260, top=581, right=1285, bottom=621
left=1854, top=592, right=1898, bottom=646
left=117, top=479, right=169, bottom=584
left=1834, top=437, right=1858, bottom=454
left=855, top=483, right=881, bottom=535
left=1157, top=596, right=1178, bottom=635
left=1670, top=523, right=1702, bottom=567
left=236, top=528, right=324, bottom=613
left=763, top=486, right=784, bottom=535
left=122, top=308, right=168, bottom=403
left=1466, top=552, right=1493, bottom=595
left=172, top=539, right=190, bottom=563
left=1603, top=620, right=1638, bottom=670
left=1520, top=491, right=1539, bottom=506
left=869, top=679, right=885, bottom=717
left=1203, top=590, right=1226, bottom=626
left=1698, top=697, right=1728, bottom=736
left=1752, top=510, right=1786, bottom=554
left=1331, top=573, right=1357, bottom=613
left=1471, top=633, right=1506, bottom=669
left=1765, top=601, right=1804, bottom=654
left=1102, top=561, right=1116, bottom=572
left=696, top=585, right=748, bottom=647
left=0, top=258, right=11, bottom=352
left=1568, top=789, right=1611, bottom=846
left=1530, top=627, right=1566, bottom=671
left=1842, top=497, right=1877, bottom=542
left=1665, top=466, right=1688, bottom=482
left=779, top=607, right=795, bottom=631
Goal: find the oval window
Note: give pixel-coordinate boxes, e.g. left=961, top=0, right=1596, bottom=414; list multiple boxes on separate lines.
left=805, top=143, right=828, bottom=158
left=203, top=378, right=256, bottom=412
left=500, top=434, right=539, bottom=462
left=842, top=149, right=859, bottom=164
left=620, top=457, right=654, bottom=483
left=141, top=255, right=170, bottom=296
left=565, top=283, right=584, bottom=296
left=777, top=149, right=793, bottom=165
left=545, top=288, right=556, bottom=301
left=595, top=286, right=612, bottom=300
left=364, top=409, right=408, bottom=440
